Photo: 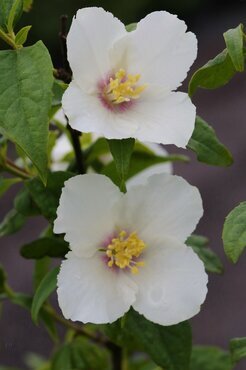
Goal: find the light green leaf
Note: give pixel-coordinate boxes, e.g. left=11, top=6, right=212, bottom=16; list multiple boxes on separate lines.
left=124, top=310, right=192, bottom=370
left=25, top=171, right=73, bottom=222
left=7, top=0, right=23, bottom=32
left=107, top=139, right=135, bottom=192
left=0, top=41, right=54, bottom=184
left=186, top=234, right=224, bottom=274
left=189, top=50, right=236, bottom=96
left=0, top=209, right=26, bottom=236
left=187, top=116, right=233, bottom=167
left=126, top=23, right=137, bottom=32
left=15, top=25, right=32, bottom=45
left=223, top=202, right=246, bottom=263
left=224, top=24, right=244, bottom=72
left=190, top=346, right=232, bottom=370
left=0, top=176, right=21, bottom=198
left=31, top=266, right=59, bottom=323
left=230, top=337, right=246, bottom=364
left=21, top=237, right=69, bottom=259
left=0, top=0, right=23, bottom=31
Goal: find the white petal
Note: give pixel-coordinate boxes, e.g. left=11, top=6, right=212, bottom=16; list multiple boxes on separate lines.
left=128, top=90, right=196, bottom=148
left=54, top=174, right=122, bottom=257
left=51, top=134, right=72, bottom=163
left=54, top=109, right=67, bottom=126
left=57, top=252, right=138, bottom=324
left=113, top=11, right=197, bottom=91
left=67, top=7, right=126, bottom=90
left=121, top=173, right=203, bottom=243
left=62, top=81, right=139, bottom=138
left=132, top=237, right=208, bottom=325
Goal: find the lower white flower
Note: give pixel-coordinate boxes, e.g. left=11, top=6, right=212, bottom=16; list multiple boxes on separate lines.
left=54, top=173, right=208, bottom=325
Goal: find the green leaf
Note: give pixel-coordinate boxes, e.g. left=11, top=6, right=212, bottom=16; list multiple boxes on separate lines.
left=0, top=176, right=21, bottom=198
left=190, top=346, right=232, bottom=370
left=39, top=309, right=58, bottom=343
left=7, top=0, right=23, bottom=32
left=26, top=171, right=73, bottom=222
left=230, top=337, right=246, bottom=364
left=31, top=266, right=59, bottom=323
left=0, top=209, right=26, bottom=236
left=0, top=41, right=54, bottom=184
left=52, top=79, right=67, bottom=107
left=23, top=0, right=33, bottom=12
left=126, top=23, right=137, bottom=32
left=189, top=50, right=236, bottom=96
left=107, top=138, right=135, bottom=192
left=186, top=234, right=224, bottom=274
left=187, top=116, right=233, bottom=167
left=0, top=264, right=6, bottom=293
left=21, top=237, right=69, bottom=259
left=0, top=0, right=23, bottom=31
left=33, top=257, right=50, bottom=290
left=223, top=202, right=246, bottom=263
left=85, top=138, right=110, bottom=164
left=14, top=186, right=40, bottom=216
left=15, top=25, right=32, bottom=45
left=224, top=24, right=244, bottom=72
left=124, top=310, right=192, bottom=370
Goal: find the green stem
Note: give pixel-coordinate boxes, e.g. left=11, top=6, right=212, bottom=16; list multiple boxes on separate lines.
left=4, top=158, right=32, bottom=179
left=122, top=348, right=129, bottom=370
left=0, top=28, right=20, bottom=49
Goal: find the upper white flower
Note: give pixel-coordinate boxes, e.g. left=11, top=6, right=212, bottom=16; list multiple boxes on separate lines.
left=54, top=173, right=207, bottom=325
left=62, top=7, right=197, bottom=148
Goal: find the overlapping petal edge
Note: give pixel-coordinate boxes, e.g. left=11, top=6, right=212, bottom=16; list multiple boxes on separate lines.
left=62, top=7, right=197, bottom=148
left=54, top=173, right=208, bottom=326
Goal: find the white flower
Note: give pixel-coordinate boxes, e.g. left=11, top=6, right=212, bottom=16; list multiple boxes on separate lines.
left=54, top=173, right=207, bottom=325
left=62, top=7, right=197, bottom=148
left=51, top=109, right=173, bottom=178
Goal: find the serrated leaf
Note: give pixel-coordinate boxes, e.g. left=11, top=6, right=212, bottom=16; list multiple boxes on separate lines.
left=124, top=310, right=192, bottom=370
left=0, top=0, right=23, bottom=31
left=21, top=237, right=69, bottom=259
left=107, top=139, right=135, bottom=192
left=0, top=209, right=26, bottom=236
left=0, top=176, right=21, bottom=198
left=186, top=234, right=223, bottom=274
left=230, top=337, right=246, bottom=364
left=190, top=346, right=232, bottom=370
left=224, top=24, right=244, bottom=72
left=31, top=266, right=59, bottom=323
left=15, top=25, right=32, bottom=45
left=187, top=116, right=233, bottom=167
left=223, top=202, right=246, bottom=263
left=0, top=41, right=53, bottom=184
left=189, top=50, right=236, bottom=96
left=25, top=171, right=73, bottom=222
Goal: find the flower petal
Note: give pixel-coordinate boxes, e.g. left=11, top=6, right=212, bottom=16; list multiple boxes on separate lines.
left=121, top=173, right=203, bottom=243
left=54, top=174, right=122, bottom=257
left=132, top=237, right=208, bottom=325
left=67, top=7, right=126, bottom=90
left=114, top=11, right=197, bottom=91
left=57, top=251, right=138, bottom=324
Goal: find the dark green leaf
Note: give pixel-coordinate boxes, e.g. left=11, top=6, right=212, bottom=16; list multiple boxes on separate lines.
left=124, top=310, right=192, bottom=370
left=223, top=202, right=246, bottom=263
left=21, top=237, right=69, bottom=259
left=0, top=0, right=23, bottom=31
left=31, top=266, right=59, bottom=323
left=15, top=25, right=32, bottom=45
left=26, top=171, right=73, bottom=222
left=0, top=209, right=26, bottom=236
left=0, top=41, right=54, bottom=184
left=126, top=23, right=137, bottom=32
left=0, top=264, right=6, bottom=293
left=189, top=50, right=236, bottom=96
left=0, top=176, right=21, bottom=198
left=186, top=234, right=223, bottom=274
left=187, top=116, right=233, bottom=167
left=14, top=187, right=40, bottom=216
left=33, top=257, right=50, bottom=290
left=230, top=337, right=246, bottom=364
left=85, top=138, right=110, bottom=164
left=224, top=24, right=244, bottom=72
left=190, top=346, right=232, bottom=370
left=39, top=309, right=58, bottom=342
left=107, top=138, right=135, bottom=192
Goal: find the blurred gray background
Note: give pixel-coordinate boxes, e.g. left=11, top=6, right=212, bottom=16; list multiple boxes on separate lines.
left=0, top=0, right=246, bottom=368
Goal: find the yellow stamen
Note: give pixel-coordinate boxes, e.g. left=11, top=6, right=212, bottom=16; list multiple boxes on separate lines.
left=104, top=69, right=146, bottom=105
left=105, top=230, right=146, bottom=274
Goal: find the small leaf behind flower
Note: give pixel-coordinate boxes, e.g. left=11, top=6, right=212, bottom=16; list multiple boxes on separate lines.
left=222, top=202, right=246, bottom=263
left=230, top=337, right=246, bottom=364
left=187, top=116, right=233, bottom=167
left=21, top=237, right=69, bottom=259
